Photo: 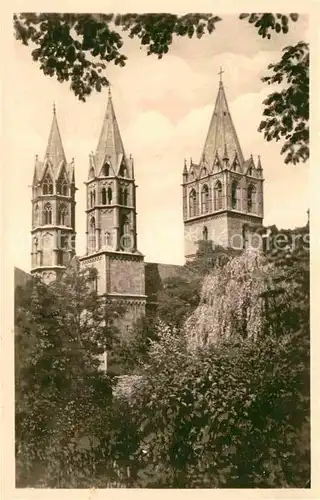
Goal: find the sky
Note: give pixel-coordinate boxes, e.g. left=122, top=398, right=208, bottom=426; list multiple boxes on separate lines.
left=6, top=13, right=310, bottom=272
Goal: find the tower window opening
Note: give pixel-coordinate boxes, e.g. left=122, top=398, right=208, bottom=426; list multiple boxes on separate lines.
left=108, top=186, right=112, bottom=204
left=119, top=164, right=128, bottom=177
left=189, top=189, right=197, bottom=217
left=90, top=190, right=96, bottom=208
left=102, top=163, right=110, bottom=176
left=247, top=184, right=256, bottom=213
left=231, top=181, right=240, bottom=210
left=214, top=181, right=223, bottom=210
left=201, top=184, right=209, bottom=214
left=203, top=226, right=208, bottom=241
left=119, top=188, right=123, bottom=205
left=57, top=177, right=68, bottom=195
left=43, top=174, right=53, bottom=195
left=44, top=203, right=52, bottom=225
left=62, top=181, right=68, bottom=195
left=89, top=216, right=96, bottom=252
left=120, top=215, right=131, bottom=250
left=34, top=205, right=40, bottom=226
left=101, top=187, right=107, bottom=205
left=58, top=204, right=67, bottom=225
left=123, top=188, right=128, bottom=206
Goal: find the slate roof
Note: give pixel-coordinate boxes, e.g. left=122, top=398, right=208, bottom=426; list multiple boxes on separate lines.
left=201, top=81, right=245, bottom=168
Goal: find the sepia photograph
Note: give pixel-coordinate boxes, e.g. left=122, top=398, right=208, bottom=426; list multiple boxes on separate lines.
left=6, top=8, right=311, bottom=491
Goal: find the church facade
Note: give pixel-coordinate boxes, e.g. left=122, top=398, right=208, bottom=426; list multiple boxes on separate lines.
left=29, top=76, right=264, bottom=327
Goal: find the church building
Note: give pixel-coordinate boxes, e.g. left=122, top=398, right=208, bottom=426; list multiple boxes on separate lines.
left=27, top=74, right=264, bottom=328
left=183, top=73, right=264, bottom=259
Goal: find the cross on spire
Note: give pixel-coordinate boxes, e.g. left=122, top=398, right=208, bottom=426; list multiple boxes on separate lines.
left=53, top=101, right=56, bottom=115
left=218, top=66, right=224, bottom=83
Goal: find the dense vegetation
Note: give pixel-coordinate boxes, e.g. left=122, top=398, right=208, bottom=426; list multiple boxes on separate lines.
left=14, top=13, right=309, bottom=164
left=15, top=223, right=310, bottom=487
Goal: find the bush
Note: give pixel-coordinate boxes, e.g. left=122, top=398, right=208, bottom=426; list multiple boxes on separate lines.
left=127, top=326, right=309, bottom=488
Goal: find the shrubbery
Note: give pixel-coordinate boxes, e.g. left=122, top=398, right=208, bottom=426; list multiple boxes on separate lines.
left=15, top=225, right=310, bottom=487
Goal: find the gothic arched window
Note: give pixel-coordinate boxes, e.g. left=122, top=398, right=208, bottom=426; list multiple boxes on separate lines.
left=203, top=226, right=208, bottom=241
left=201, top=184, right=209, bottom=213
left=119, top=188, right=123, bottom=205
left=189, top=189, right=197, bottom=217
left=34, top=205, right=39, bottom=226
left=247, top=184, right=256, bottom=213
left=58, top=204, right=67, bottom=225
left=57, top=175, right=68, bottom=196
left=90, top=190, right=96, bottom=208
left=119, top=164, right=128, bottom=177
left=101, top=163, right=110, bottom=176
left=43, top=174, right=53, bottom=195
left=108, top=187, right=112, bottom=204
left=214, top=181, right=223, bottom=210
left=89, top=216, right=96, bottom=252
left=123, top=188, right=128, bottom=206
left=120, top=215, right=131, bottom=250
left=101, top=187, right=107, bottom=205
left=44, top=203, right=52, bottom=225
left=231, top=181, right=240, bottom=210
left=62, top=181, right=68, bottom=196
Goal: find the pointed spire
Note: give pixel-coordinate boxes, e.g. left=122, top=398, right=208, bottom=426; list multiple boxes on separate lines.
left=183, top=159, right=188, bottom=175
left=257, top=155, right=262, bottom=170
left=45, top=105, right=66, bottom=172
left=200, top=73, right=244, bottom=167
left=95, top=88, right=126, bottom=170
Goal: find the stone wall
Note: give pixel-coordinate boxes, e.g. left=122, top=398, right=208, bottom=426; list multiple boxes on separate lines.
left=108, top=254, right=145, bottom=296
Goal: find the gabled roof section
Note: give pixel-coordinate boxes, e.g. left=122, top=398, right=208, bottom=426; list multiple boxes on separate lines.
left=201, top=79, right=244, bottom=168
left=243, top=155, right=255, bottom=174
left=32, top=155, right=44, bottom=185
left=95, top=89, right=127, bottom=172
left=45, top=105, right=66, bottom=174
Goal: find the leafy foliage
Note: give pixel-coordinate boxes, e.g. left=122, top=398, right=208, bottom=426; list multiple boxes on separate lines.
left=125, top=326, right=309, bottom=487
left=259, top=41, right=309, bottom=164
left=13, top=12, right=307, bottom=164
left=15, top=265, right=122, bottom=487
left=185, top=249, right=269, bottom=348
left=155, top=243, right=239, bottom=331
left=123, top=228, right=310, bottom=487
left=14, top=12, right=298, bottom=101
left=239, top=13, right=299, bottom=38
left=15, top=224, right=310, bottom=487
left=13, top=13, right=221, bottom=101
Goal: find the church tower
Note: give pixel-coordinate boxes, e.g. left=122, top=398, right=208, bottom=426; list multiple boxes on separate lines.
left=182, top=71, right=264, bottom=260
left=30, top=105, right=76, bottom=283
left=79, top=89, right=146, bottom=330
